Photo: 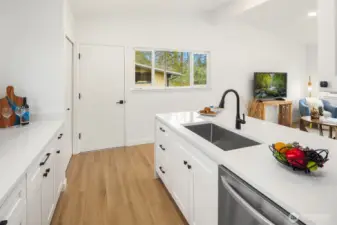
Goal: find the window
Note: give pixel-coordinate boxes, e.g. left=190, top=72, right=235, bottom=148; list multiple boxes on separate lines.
left=134, top=49, right=209, bottom=89
left=135, top=51, right=152, bottom=86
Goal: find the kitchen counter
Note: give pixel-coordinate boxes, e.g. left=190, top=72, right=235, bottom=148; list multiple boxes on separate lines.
left=0, top=119, right=64, bottom=207
left=156, top=110, right=337, bottom=225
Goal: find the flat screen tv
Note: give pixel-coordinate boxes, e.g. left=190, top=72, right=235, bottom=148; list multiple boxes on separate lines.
left=254, top=72, right=287, bottom=99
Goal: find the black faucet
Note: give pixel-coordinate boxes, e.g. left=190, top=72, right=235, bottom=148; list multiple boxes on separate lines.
left=219, top=89, right=246, bottom=130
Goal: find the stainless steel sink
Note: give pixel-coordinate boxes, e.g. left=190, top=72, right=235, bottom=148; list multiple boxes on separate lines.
left=184, top=123, right=261, bottom=151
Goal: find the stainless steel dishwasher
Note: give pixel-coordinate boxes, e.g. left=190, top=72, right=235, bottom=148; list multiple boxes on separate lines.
left=219, top=165, right=306, bottom=225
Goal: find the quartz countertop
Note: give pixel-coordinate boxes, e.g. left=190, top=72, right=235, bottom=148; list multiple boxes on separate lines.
left=156, top=110, right=337, bottom=225
left=0, top=119, right=64, bottom=206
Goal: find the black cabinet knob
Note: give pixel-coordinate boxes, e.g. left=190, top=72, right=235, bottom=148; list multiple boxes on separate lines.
left=116, top=100, right=125, bottom=104
left=0, top=220, right=8, bottom=225
left=187, top=165, right=192, bottom=169
left=56, top=150, right=61, bottom=154
left=43, top=172, right=48, bottom=178
left=159, top=166, right=166, bottom=174
left=183, top=161, right=188, bottom=165
left=46, top=168, right=51, bottom=173
left=159, top=127, right=166, bottom=132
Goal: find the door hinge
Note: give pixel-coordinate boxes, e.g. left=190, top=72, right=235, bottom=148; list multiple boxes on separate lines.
left=78, top=53, right=81, bottom=59
left=78, top=93, right=81, bottom=100
left=79, top=133, right=82, bottom=140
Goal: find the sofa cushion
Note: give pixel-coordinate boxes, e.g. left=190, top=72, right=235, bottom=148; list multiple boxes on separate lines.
left=305, top=97, right=324, bottom=110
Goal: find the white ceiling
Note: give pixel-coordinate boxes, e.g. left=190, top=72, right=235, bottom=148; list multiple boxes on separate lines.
left=239, top=0, right=318, bottom=44
left=69, top=0, right=234, bottom=18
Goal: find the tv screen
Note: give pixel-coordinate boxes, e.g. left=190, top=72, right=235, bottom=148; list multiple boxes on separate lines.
left=254, top=72, right=287, bottom=99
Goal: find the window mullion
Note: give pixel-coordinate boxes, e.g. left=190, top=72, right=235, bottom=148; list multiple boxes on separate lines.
left=190, top=52, right=194, bottom=87
left=151, top=50, right=155, bottom=87
left=164, top=51, right=167, bottom=88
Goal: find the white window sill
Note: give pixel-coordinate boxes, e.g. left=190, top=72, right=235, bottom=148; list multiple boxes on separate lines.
left=130, top=86, right=211, bottom=92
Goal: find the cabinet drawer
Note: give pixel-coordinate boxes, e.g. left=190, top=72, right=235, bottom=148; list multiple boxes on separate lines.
left=156, top=121, right=170, bottom=141
left=27, top=148, right=53, bottom=195
left=156, top=162, right=168, bottom=186
left=0, top=178, right=26, bottom=225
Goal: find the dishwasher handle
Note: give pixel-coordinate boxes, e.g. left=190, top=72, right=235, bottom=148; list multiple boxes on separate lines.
left=221, top=176, right=275, bottom=225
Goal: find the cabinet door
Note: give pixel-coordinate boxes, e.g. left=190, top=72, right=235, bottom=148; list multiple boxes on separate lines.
left=54, top=148, right=64, bottom=202
left=0, top=179, right=27, bottom=225
left=191, top=155, right=218, bottom=225
left=41, top=154, right=55, bottom=225
left=58, top=128, right=71, bottom=172
left=171, top=141, right=193, bottom=223
left=27, top=186, right=42, bottom=225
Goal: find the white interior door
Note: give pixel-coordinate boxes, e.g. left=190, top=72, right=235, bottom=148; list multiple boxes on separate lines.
left=65, top=37, right=73, bottom=160
left=79, top=45, right=125, bottom=152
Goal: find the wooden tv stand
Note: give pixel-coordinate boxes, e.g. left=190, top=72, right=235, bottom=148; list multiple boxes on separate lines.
left=249, top=100, right=293, bottom=127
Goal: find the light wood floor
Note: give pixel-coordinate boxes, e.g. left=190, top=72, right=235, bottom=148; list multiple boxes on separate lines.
left=51, top=144, right=188, bottom=225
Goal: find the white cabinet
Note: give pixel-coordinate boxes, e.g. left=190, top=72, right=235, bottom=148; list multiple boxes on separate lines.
left=171, top=141, right=193, bottom=223
left=0, top=178, right=27, bottom=225
left=191, top=154, right=218, bottom=225
left=54, top=127, right=66, bottom=201
left=41, top=152, right=55, bottom=225
left=27, top=187, right=42, bottom=225
left=1, top=124, right=71, bottom=225
left=26, top=153, right=45, bottom=225
left=155, top=120, right=218, bottom=225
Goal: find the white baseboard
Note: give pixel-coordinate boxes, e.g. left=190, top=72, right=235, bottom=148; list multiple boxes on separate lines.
left=126, top=138, right=154, bottom=147
left=62, top=178, right=67, bottom=191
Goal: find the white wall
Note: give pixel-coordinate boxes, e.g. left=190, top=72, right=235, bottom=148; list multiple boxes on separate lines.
left=0, top=0, right=65, bottom=114
left=76, top=13, right=307, bottom=146
left=318, top=0, right=337, bottom=90
left=306, top=45, right=319, bottom=96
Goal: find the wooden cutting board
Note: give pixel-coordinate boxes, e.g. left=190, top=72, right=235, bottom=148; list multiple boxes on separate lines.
left=0, top=86, right=24, bottom=128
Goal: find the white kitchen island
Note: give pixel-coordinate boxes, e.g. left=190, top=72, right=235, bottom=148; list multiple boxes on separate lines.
left=155, top=110, right=337, bottom=225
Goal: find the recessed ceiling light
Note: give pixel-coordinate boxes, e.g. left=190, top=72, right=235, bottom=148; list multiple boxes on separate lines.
left=308, top=11, right=317, bottom=17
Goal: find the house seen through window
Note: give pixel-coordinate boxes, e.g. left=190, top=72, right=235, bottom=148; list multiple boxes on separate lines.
left=135, top=49, right=208, bottom=88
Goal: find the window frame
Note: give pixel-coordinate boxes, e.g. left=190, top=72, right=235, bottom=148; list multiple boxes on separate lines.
left=133, top=48, right=211, bottom=91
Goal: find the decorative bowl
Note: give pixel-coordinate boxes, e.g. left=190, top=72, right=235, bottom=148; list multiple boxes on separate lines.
left=269, top=142, right=329, bottom=173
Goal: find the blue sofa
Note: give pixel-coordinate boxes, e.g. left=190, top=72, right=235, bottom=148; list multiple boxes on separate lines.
left=299, top=98, right=337, bottom=118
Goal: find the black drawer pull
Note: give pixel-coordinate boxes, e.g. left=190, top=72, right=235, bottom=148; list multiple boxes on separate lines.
left=43, top=168, right=51, bottom=177
left=58, top=133, right=63, bottom=140
left=159, top=166, right=166, bottom=174
left=159, top=145, right=166, bottom=151
left=187, top=165, right=192, bottom=170
left=183, top=160, right=188, bottom=165
left=0, top=220, right=8, bottom=225
left=56, top=150, right=61, bottom=154
left=159, top=127, right=166, bottom=132
left=40, top=153, right=51, bottom=166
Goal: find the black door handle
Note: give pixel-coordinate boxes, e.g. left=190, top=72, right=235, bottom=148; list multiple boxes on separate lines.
left=116, top=100, right=125, bottom=104
left=0, top=220, right=8, bottom=225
